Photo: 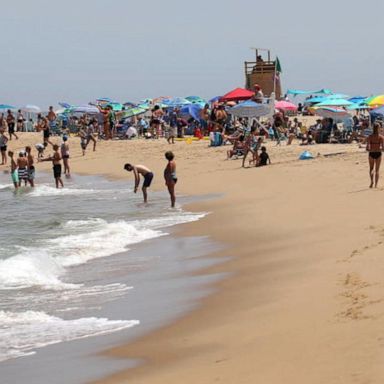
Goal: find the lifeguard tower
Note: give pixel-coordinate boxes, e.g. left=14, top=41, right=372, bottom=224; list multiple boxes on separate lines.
left=244, top=48, right=282, bottom=100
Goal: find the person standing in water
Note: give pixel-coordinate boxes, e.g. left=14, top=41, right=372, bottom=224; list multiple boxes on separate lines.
left=366, top=122, right=384, bottom=188
left=40, top=144, right=64, bottom=188
left=25, top=146, right=35, bottom=187
left=164, top=151, right=177, bottom=208
left=124, top=163, right=154, bottom=203
left=8, top=151, right=19, bottom=190
left=61, top=135, right=70, bottom=176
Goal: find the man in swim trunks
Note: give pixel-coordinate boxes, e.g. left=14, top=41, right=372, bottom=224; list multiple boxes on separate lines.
left=16, top=151, right=29, bottom=187
left=40, top=144, right=64, bottom=188
left=124, top=163, right=154, bottom=203
left=6, top=110, right=18, bottom=140
left=25, top=146, right=35, bottom=187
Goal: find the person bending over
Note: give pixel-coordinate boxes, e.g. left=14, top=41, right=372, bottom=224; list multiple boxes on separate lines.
left=124, top=163, right=154, bottom=203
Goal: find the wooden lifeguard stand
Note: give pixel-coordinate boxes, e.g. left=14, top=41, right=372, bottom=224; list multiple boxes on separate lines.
left=244, top=48, right=282, bottom=100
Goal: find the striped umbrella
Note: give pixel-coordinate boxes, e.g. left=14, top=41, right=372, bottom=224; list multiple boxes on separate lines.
left=366, top=95, right=384, bottom=108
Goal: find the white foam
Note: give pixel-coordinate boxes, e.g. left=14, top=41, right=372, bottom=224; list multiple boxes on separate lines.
left=0, top=310, right=139, bottom=362
left=28, top=185, right=99, bottom=197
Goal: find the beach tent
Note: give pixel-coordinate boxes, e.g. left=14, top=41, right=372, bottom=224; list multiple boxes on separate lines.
left=275, top=100, right=297, bottom=111
left=228, top=100, right=271, bottom=118
left=220, top=88, right=254, bottom=102
left=286, top=89, right=333, bottom=96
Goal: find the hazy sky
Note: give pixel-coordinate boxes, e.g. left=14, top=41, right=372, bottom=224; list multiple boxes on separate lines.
left=1, top=0, right=384, bottom=107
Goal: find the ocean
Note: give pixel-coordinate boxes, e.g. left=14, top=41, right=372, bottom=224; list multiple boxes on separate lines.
left=0, top=171, right=215, bottom=381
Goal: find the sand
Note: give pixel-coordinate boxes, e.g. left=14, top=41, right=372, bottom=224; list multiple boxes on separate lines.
left=4, top=132, right=384, bottom=384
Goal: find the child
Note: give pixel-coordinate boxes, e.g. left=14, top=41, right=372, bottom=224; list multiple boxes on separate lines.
left=40, top=144, right=64, bottom=188
left=35, top=142, right=48, bottom=159
left=8, top=151, right=18, bottom=189
left=124, top=163, right=154, bottom=203
left=61, top=135, right=70, bottom=176
left=79, top=129, right=88, bottom=156
left=257, top=146, right=271, bottom=167
left=164, top=151, right=177, bottom=208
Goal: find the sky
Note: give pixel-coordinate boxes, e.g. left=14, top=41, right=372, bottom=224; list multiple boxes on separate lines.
left=1, top=0, right=384, bottom=107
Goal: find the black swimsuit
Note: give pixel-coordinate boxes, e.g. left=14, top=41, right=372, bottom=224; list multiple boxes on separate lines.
left=369, top=139, right=382, bottom=159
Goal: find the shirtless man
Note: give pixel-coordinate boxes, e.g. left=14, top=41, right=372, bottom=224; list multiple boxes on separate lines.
left=366, top=122, right=384, bottom=188
left=40, top=144, right=64, bottom=188
left=6, top=110, right=18, bottom=140
left=16, top=152, right=29, bottom=187
left=47, top=106, right=57, bottom=132
left=124, top=163, right=154, bottom=203
left=25, top=146, right=35, bottom=187
left=8, top=151, right=19, bottom=189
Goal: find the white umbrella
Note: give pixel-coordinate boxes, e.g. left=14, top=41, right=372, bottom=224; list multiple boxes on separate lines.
left=229, top=100, right=271, bottom=118
left=68, top=105, right=100, bottom=114
left=22, top=105, right=41, bottom=113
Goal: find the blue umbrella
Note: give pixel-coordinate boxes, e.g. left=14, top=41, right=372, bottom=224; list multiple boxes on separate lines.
left=180, top=104, right=203, bottom=121
left=316, top=98, right=353, bottom=107
left=162, top=97, right=191, bottom=108
left=209, top=96, right=221, bottom=103
left=0, top=104, right=15, bottom=110
left=370, top=106, right=384, bottom=118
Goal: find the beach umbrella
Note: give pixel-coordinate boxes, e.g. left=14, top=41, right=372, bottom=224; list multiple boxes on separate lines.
left=313, top=107, right=351, bottom=119
left=305, top=96, right=327, bottom=103
left=123, top=101, right=138, bottom=108
left=185, top=96, right=207, bottom=106
left=162, top=97, right=192, bottom=108
left=121, top=106, right=147, bottom=118
left=316, top=98, right=354, bottom=107
left=180, top=104, right=203, bottom=121
left=275, top=100, right=298, bottom=111
left=67, top=105, right=100, bottom=114
left=0, top=104, right=15, bottom=110
left=220, top=87, right=254, bottom=102
left=370, top=106, right=384, bottom=118
left=229, top=100, right=271, bottom=118
left=209, top=96, right=222, bottom=103
left=366, top=95, right=384, bottom=107
left=59, top=102, right=72, bottom=109
left=22, top=105, right=41, bottom=113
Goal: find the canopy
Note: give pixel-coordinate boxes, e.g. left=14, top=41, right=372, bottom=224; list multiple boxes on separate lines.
left=275, top=100, right=297, bottom=111
left=220, top=88, right=254, bottom=102
left=286, top=89, right=333, bottom=96
left=229, top=100, right=271, bottom=118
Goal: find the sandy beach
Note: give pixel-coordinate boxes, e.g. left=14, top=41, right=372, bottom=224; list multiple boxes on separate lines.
left=2, top=133, right=384, bottom=384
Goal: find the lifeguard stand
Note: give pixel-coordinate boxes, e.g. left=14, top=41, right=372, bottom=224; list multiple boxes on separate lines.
left=244, top=48, right=282, bottom=100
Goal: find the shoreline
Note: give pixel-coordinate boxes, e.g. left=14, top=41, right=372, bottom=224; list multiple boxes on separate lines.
left=3, top=133, right=384, bottom=383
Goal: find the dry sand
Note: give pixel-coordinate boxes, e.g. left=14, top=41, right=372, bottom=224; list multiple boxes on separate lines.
left=4, top=133, right=384, bottom=384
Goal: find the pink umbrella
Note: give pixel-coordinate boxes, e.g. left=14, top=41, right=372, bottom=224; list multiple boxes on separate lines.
left=275, top=100, right=298, bottom=111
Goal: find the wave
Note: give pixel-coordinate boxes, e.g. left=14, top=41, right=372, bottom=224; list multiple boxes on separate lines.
left=0, top=310, right=139, bottom=362
left=28, top=185, right=100, bottom=197
left=0, top=212, right=206, bottom=290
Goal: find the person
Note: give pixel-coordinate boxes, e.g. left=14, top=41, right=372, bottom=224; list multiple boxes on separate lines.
left=17, top=110, right=25, bottom=132
left=227, top=134, right=245, bottom=159
left=61, top=135, right=70, bottom=176
left=257, top=146, right=271, bottom=167
left=199, top=104, right=210, bottom=135
left=0, top=128, right=9, bottom=165
left=39, top=114, right=53, bottom=145
left=16, top=151, right=29, bottom=187
left=136, top=116, right=148, bottom=137
left=86, top=119, right=97, bottom=151
left=253, top=84, right=264, bottom=104
left=79, top=128, right=88, bottom=156
left=47, top=106, right=57, bottom=134
left=25, top=146, right=35, bottom=187
left=124, top=163, right=154, bottom=203
left=168, top=109, right=178, bottom=144
left=39, top=144, right=64, bottom=188
left=35, top=142, right=48, bottom=159
left=151, top=105, right=164, bottom=139
left=6, top=110, right=18, bottom=140
left=8, top=151, right=19, bottom=189
left=366, top=123, right=384, bottom=188
left=164, top=151, right=177, bottom=208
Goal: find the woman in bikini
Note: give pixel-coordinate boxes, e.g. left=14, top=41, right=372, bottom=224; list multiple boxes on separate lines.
left=366, top=123, right=384, bottom=188
left=164, top=151, right=177, bottom=208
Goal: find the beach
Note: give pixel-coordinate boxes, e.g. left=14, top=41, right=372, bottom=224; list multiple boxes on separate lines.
left=1, top=133, right=384, bottom=383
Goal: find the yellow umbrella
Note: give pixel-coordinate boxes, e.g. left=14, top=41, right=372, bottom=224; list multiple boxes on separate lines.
left=367, top=95, right=384, bottom=107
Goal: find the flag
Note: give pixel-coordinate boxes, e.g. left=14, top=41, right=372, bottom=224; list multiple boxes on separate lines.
left=275, top=56, right=282, bottom=73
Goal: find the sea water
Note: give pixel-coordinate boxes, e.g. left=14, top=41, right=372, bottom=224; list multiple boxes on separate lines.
left=0, top=172, right=206, bottom=364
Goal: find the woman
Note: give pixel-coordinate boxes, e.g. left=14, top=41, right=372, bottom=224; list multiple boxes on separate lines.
left=366, top=123, right=384, bottom=188
left=164, top=151, right=177, bottom=208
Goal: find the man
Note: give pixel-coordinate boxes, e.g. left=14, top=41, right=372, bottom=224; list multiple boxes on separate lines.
left=47, top=106, right=57, bottom=133
left=6, top=110, right=18, bottom=140
left=124, top=163, right=154, bottom=203
left=253, top=84, right=264, bottom=104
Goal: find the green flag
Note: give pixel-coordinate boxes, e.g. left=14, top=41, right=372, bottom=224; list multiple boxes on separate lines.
left=276, top=56, right=282, bottom=73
